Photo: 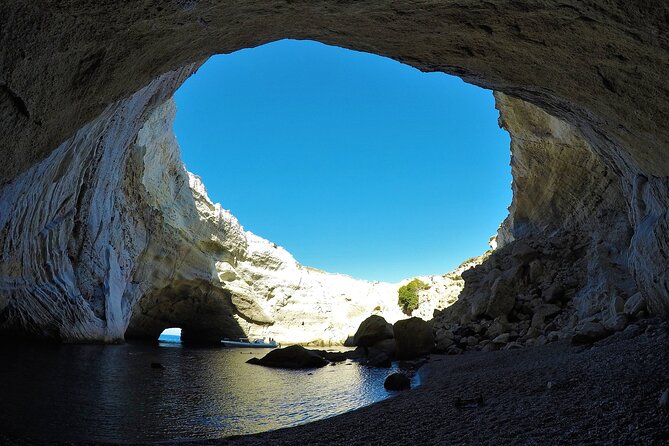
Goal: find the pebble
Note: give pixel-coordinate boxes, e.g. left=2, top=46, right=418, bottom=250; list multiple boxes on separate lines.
left=659, top=389, right=669, bottom=409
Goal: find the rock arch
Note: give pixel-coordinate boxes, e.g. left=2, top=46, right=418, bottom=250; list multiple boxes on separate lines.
left=0, top=1, right=668, bottom=342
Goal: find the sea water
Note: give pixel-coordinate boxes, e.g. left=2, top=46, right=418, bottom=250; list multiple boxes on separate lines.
left=0, top=338, right=418, bottom=442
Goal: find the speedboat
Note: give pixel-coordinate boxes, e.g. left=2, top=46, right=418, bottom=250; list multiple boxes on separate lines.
left=221, top=337, right=279, bottom=348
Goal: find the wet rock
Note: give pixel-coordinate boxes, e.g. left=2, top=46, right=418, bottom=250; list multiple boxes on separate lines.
left=367, top=350, right=392, bottom=368
left=247, top=345, right=328, bottom=369
left=571, top=321, right=611, bottom=345
left=393, top=317, right=434, bottom=359
left=352, top=315, right=394, bottom=347
left=321, top=351, right=347, bottom=362
left=383, top=373, right=411, bottom=391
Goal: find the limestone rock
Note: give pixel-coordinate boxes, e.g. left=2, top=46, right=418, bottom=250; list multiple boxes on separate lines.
left=352, top=315, right=394, bottom=347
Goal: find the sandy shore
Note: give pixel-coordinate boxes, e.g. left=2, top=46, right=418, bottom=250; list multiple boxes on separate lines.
left=3, top=320, right=669, bottom=446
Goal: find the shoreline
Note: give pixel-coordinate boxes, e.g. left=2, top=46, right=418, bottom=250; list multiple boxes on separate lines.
left=184, top=320, right=669, bottom=446
left=2, top=322, right=668, bottom=446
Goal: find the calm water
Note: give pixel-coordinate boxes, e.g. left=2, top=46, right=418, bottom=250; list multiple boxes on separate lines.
left=0, top=337, right=417, bottom=442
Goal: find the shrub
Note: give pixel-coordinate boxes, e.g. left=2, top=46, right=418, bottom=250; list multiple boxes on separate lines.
left=397, top=279, right=429, bottom=314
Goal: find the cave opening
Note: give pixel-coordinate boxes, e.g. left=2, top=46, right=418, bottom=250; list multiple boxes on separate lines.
left=172, top=39, right=512, bottom=283
left=158, top=327, right=182, bottom=343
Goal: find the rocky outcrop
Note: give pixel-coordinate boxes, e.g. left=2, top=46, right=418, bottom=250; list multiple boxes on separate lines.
left=0, top=95, right=467, bottom=344
left=433, top=96, right=652, bottom=354
left=1, top=2, right=669, bottom=345
left=247, top=345, right=328, bottom=369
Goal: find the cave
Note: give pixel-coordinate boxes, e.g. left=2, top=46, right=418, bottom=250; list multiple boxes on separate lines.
left=0, top=2, right=668, bottom=442
left=2, top=1, right=667, bottom=345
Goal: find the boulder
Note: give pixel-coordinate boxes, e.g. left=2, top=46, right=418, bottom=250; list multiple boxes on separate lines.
left=571, top=321, right=611, bottom=345
left=370, top=338, right=397, bottom=358
left=393, top=317, right=434, bottom=359
left=247, top=345, right=328, bottom=369
left=384, top=373, right=411, bottom=391
left=366, top=338, right=396, bottom=367
left=531, top=304, right=562, bottom=329
left=367, top=350, right=392, bottom=368
left=352, top=315, right=394, bottom=347
left=486, top=275, right=517, bottom=318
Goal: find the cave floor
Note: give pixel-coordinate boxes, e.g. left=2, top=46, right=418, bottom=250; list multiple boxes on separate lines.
left=3, top=320, right=668, bottom=446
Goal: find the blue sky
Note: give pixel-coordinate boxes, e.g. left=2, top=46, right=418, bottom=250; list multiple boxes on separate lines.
left=173, top=39, right=511, bottom=282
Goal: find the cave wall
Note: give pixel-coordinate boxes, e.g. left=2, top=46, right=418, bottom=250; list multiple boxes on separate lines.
left=0, top=1, right=668, bottom=342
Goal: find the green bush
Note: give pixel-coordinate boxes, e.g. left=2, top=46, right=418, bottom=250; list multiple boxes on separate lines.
left=397, top=279, right=429, bottom=314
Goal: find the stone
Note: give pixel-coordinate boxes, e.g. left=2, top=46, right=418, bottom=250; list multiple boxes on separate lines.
left=543, top=285, right=565, bottom=304
left=659, top=389, right=669, bottom=409
left=352, top=315, right=394, bottom=348
left=150, top=362, right=164, bottom=370
left=486, top=276, right=517, bottom=318
left=571, top=322, right=611, bottom=345
left=624, top=292, right=646, bottom=317
left=531, top=304, right=562, bottom=329
left=492, top=333, right=510, bottom=344
left=393, top=317, right=435, bottom=360
left=370, top=338, right=397, bottom=358
left=603, top=314, right=628, bottom=332
left=246, top=345, right=328, bottom=369
left=366, top=350, right=392, bottom=368
left=383, top=373, right=411, bottom=391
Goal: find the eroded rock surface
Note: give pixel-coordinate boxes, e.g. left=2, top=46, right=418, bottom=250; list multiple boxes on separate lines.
left=1, top=2, right=668, bottom=346
left=0, top=96, right=468, bottom=344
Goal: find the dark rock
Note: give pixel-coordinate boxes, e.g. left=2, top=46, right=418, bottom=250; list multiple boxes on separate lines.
left=624, top=292, right=646, bottom=316
left=659, top=389, right=669, bottom=409
left=370, top=338, right=397, bottom=358
left=345, top=346, right=367, bottom=360
left=367, top=350, right=391, bottom=368
left=486, top=274, right=517, bottom=318
left=393, top=317, right=434, bottom=359
left=246, top=345, right=328, bottom=369
left=322, top=351, right=347, bottom=362
left=571, top=321, right=611, bottom=345
left=383, top=372, right=411, bottom=391
left=150, top=362, right=164, bottom=369
left=543, top=285, right=565, bottom=304
left=352, top=315, right=394, bottom=347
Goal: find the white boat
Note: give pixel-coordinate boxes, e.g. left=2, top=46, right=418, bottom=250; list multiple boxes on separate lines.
left=221, top=337, right=279, bottom=348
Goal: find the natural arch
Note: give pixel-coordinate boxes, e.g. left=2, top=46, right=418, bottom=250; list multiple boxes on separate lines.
left=0, top=2, right=668, bottom=343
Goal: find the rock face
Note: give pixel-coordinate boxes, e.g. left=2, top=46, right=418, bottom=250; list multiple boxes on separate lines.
left=1, top=2, right=669, bottom=344
left=0, top=95, right=464, bottom=344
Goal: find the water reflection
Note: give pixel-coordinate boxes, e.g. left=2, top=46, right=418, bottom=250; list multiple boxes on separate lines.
left=0, top=341, right=417, bottom=442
